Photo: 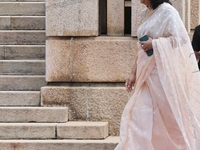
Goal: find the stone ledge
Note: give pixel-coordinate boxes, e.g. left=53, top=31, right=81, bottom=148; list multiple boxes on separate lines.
left=46, top=37, right=137, bottom=82
left=0, top=123, right=57, bottom=139
left=0, top=136, right=119, bottom=150
left=0, top=75, right=46, bottom=91
left=41, top=86, right=134, bottom=135
left=0, top=91, right=40, bottom=106
left=0, top=2, right=45, bottom=16
left=57, top=122, right=108, bottom=139
left=0, top=107, right=68, bottom=122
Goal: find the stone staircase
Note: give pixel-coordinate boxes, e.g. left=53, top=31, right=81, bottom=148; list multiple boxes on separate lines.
left=0, top=0, right=119, bottom=149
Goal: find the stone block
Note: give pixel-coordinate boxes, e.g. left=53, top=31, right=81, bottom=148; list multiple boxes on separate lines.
left=171, top=0, right=185, bottom=23
left=0, top=123, right=56, bottom=139
left=0, top=31, right=46, bottom=45
left=0, top=91, right=40, bottom=106
left=46, top=39, right=71, bottom=82
left=0, top=75, right=46, bottom=91
left=0, top=2, right=45, bottom=16
left=0, top=137, right=119, bottom=150
left=0, top=17, right=10, bottom=30
left=191, top=0, right=200, bottom=29
left=41, top=86, right=87, bottom=120
left=0, top=60, right=45, bottom=75
left=0, top=46, right=5, bottom=60
left=0, top=107, right=68, bottom=122
left=131, top=0, right=146, bottom=36
left=184, top=0, right=190, bottom=32
left=46, top=0, right=99, bottom=36
left=46, top=37, right=137, bottom=82
left=57, top=122, right=108, bottom=139
left=41, top=86, right=134, bottom=135
left=4, top=45, right=45, bottom=60
left=11, top=16, right=45, bottom=30
left=107, top=0, right=124, bottom=36
left=0, top=0, right=44, bottom=1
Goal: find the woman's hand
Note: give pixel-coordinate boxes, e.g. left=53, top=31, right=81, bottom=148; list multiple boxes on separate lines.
left=140, top=36, right=153, bottom=52
left=125, top=74, right=136, bottom=92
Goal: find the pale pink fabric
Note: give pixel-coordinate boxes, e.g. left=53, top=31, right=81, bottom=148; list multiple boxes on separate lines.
left=115, top=3, right=200, bottom=150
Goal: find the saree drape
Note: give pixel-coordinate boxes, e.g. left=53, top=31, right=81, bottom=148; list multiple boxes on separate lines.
left=115, top=3, right=200, bottom=150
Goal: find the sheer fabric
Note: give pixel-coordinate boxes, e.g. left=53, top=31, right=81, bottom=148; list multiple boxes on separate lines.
left=115, top=3, right=200, bottom=150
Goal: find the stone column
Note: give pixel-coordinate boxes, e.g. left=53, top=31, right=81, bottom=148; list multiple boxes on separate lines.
left=191, top=0, right=200, bottom=29
left=46, top=0, right=99, bottom=36
left=107, top=0, right=124, bottom=36
left=171, top=0, right=186, bottom=24
left=131, top=0, right=145, bottom=36
left=185, top=0, right=191, bottom=32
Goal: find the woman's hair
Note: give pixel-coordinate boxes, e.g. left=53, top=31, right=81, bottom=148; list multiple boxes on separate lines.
left=150, top=0, right=172, bottom=10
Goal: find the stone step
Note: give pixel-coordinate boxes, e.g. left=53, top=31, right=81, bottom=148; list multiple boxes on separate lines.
left=0, top=2, right=45, bottom=16
left=0, top=122, right=108, bottom=139
left=57, top=122, right=108, bottom=139
left=0, top=91, right=40, bottom=106
left=0, top=107, right=68, bottom=122
left=0, top=0, right=45, bottom=2
left=0, top=60, right=45, bottom=75
left=0, top=16, right=45, bottom=30
left=0, top=75, right=46, bottom=91
left=0, top=123, right=57, bottom=139
left=0, top=137, right=119, bottom=150
left=0, top=45, right=45, bottom=60
left=0, top=30, right=45, bottom=45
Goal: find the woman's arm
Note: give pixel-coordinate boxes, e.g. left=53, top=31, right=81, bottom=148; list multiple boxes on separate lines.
left=125, top=57, right=137, bottom=92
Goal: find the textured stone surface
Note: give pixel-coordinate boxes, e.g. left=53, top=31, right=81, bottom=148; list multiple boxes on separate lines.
left=0, top=107, right=68, bottom=122
left=46, top=39, right=71, bottom=82
left=0, top=17, right=10, bottom=30
left=188, top=31, right=194, bottom=41
left=2, top=45, right=45, bottom=60
left=131, top=0, right=146, bottom=36
left=0, top=46, right=4, bottom=59
left=11, top=16, right=45, bottom=30
left=0, top=123, right=56, bottom=139
left=0, top=91, right=40, bottom=106
left=0, top=16, right=45, bottom=30
left=171, top=0, right=185, bottom=23
left=0, top=75, right=46, bottom=91
left=0, top=0, right=44, bottom=1
left=0, top=2, right=45, bottom=16
left=184, top=0, right=190, bottom=32
left=41, top=86, right=87, bottom=120
left=57, top=122, right=108, bottom=139
left=41, top=86, right=134, bottom=135
left=191, top=0, right=200, bottom=29
left=0, top=60, right=45, bottom=75
left=46, top=37, right=137, bottom=82
left=46, top=0, right=98, bottom=36
left=0, top=31, right=45, bottom=45
left=107, top=0, right=124, bottom=36
left=0, top=136, right=119, bottom=150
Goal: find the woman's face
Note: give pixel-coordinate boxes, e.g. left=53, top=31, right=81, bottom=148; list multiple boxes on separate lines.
left=140, top=0, right=151, bottom=7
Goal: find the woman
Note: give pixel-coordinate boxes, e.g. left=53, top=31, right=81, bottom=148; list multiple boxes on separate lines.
left=115, top=0, right=200, bottom=150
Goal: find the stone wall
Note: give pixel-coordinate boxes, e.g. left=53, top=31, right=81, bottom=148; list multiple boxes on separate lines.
left=42, top=0, right=199, bottom=135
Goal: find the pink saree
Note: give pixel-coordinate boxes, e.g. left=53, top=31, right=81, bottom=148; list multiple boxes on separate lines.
left=115, top=3, right=200, bottom=150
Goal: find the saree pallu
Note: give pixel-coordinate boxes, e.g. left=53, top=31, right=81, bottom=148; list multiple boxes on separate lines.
left=115, top=3, right=200, bottom=150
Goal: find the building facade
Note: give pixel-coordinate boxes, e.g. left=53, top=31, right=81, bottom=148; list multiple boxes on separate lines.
left=42, top=0, right=200, bottom=135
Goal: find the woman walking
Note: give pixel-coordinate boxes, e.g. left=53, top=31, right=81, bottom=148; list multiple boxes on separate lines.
left=115, top=0, right=200, bottom=150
